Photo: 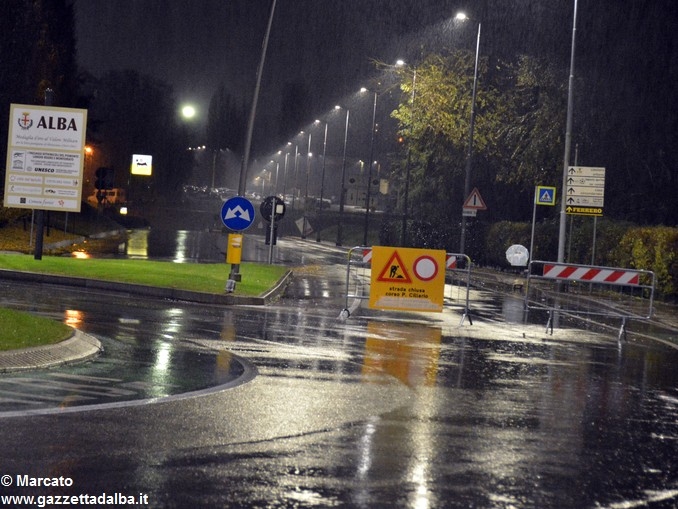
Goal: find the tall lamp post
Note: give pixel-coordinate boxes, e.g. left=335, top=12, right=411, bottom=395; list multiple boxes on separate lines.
left=301, top=130, right=313, bottom=239
left=558, top=0, right=579, bottom=263
left=362, top=88, right=378, bottom=247
left=457, top=12, right=481, bottom=255
left=336, top=105, right=350, bottom=246
left=316, top=120, right=329, bottom=242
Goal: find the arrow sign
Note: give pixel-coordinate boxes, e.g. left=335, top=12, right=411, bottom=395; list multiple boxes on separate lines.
left=221, top=196, right=255, bottom=231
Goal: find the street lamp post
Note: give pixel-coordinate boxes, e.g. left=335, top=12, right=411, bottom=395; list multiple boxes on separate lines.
left=281, top=144, right=291, bottom=198
left=457, top=12, right=481, bottom=255
left=302, top=131, right=313, bottom=239
left=336, top=106, right=350, bottom=246
left=558, top=0, right=579, bottom=264
left=316, top=121, right=329, bottom=242
left=362, top=89, right=378, bottom=247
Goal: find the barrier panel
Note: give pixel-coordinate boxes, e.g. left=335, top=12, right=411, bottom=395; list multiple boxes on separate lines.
left=341, top=246, right=472, bottom=325
left=525, top=260, right=655, bottom=339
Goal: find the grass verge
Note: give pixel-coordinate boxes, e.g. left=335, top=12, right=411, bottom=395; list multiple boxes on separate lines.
left=0, top=308, right=73, bottom=351
left=0, top=253, right=288, bottom=296
left=0, top=252, right=288, bottom=352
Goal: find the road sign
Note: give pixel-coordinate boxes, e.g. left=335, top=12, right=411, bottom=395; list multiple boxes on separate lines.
left=536, top=186, right=556, bottom=206
left=260, top=195, right=286, bottom=222
left=369, top=246, right=446, bottom=312
left=506, top=244, right=529, bottom=266
left=221, top=196, right=255, bottom=231
left=566, top=166, right=605, bottom=216
left=463, top=187, right=487, bottom=211
left=4, top=104, right=87, bottom=213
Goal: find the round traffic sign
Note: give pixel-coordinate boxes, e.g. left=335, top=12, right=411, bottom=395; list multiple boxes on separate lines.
left=260, top=195, right=286, bottom=222
left=221, top=196, right=255, bottom=231
left=413, top=255, right=439, bottom=281
left=506, top=244, right=529, bottom=266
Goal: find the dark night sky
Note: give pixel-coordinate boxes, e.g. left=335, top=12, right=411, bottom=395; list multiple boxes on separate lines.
left=73, top=1, right=678, bottom=158
left=73, top=1, right=574, bottom=126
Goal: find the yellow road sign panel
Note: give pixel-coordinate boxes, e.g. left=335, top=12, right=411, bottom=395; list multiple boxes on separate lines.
left=369, top=246, right=446, bottom=312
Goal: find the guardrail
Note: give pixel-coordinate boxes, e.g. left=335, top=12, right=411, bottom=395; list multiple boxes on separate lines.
left=525, top=260, right=656, bottom=340
left=341, top=246, right=472, bottom=325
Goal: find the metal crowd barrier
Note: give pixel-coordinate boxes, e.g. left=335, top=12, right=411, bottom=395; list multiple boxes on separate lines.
left=341, top=246, right=473, bottom=325
left=525, top=260, right=656, bottom=340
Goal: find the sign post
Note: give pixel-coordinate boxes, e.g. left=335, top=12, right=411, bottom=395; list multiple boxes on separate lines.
left=529, top=185, right=556, bottom=262
left=4, top=100, right=88, bottom=259
left=221, top=196, right=255, bottom=291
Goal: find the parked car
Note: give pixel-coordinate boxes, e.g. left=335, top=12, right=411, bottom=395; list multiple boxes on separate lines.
left=86, top=188, right=126, bottom=207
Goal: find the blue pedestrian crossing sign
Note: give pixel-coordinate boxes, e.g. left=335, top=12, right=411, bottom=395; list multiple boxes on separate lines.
left=221, top=196, right=256, bottom=231
left=536, top=186, right=556, bottom=206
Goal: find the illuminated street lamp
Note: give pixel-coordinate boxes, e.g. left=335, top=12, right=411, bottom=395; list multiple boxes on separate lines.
left=181, top=104, right=196, bottom=120
left=456, top=11, right=481, bottom=255
left=361, top=87, right=378, bottom=247
left=302, top=129, right=314, bottom=239
left=316, top=119, right=329, bottom=242
left=335, top=105, right=350, bottom=246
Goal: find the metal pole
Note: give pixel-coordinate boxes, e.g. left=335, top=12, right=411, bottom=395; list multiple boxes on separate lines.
left=459, top=21, right=481, bottom=255
left=336, top=108, right=349, bottom=246
left=316, top=122, right=328, bottom=242
left=558, top=0, right=578, bottom=263
left=231, top=0, right=277, bottom=285
left=237, top=0, right=277, bottom=197
left=302, top=133, right=312, bottom=239
left=34, top=88, right=54, bottom=260
left=400, top=69, right=417, bottom=247
left=268, top=161, right=279, bottom=264
left=529, top=186, right=537, bottom=262
left=362, top=91, right=377, bottom=247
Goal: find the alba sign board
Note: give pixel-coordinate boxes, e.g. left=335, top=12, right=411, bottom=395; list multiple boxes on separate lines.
left=4, top=104, right=87, bottom=212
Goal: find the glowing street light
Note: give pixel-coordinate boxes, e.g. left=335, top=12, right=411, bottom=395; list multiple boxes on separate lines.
left=456, top=11, right=482, bottom=255
left=180, top=104, right=196, bottom=120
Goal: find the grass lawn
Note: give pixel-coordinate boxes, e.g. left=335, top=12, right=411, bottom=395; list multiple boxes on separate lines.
left=0, top=307, right=73, bottom=351
left=0, top=253, right=288, bottom=296
left=0, top=252, right=288, bottom=352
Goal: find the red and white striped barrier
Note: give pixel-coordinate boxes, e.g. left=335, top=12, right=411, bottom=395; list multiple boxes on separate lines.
left=446, top=255, right=457, bottom=269
left=542, top=263, right=640, bottom=285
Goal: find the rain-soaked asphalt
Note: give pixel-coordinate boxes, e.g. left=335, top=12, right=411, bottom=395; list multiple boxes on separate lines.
left=1, top=233, right=678, bottom=508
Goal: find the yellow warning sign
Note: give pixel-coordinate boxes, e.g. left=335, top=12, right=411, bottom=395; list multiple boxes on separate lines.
left=369, top=246, right=446, bottom=312
left=376, top=251, right=412, bottom=283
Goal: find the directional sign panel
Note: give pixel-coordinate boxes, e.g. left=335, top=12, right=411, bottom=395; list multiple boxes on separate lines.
left=566, top=166, right=605, bottom=216
left=369, top=246, right=446, bottom=312
left=221, top=196, right=255, bottom=231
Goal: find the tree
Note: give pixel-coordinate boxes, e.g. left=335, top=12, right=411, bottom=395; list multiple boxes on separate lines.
left=0, top=0, right=79, bottom=181
left=87, top=70, right=191, bottom=199
left=206, top=84, right=246, bottom=154
left=388, top=52, right=567, bottom=248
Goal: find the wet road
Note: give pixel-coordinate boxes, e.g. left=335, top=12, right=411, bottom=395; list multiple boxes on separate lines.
left=1, top=236, right=678, bottom=508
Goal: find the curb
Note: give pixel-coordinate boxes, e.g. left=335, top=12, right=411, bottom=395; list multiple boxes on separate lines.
left=0, top=268, right=293, bottom=372
left=0, top=329, right=103, bottom=373
left=0, top=268, right=293, bottom=306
